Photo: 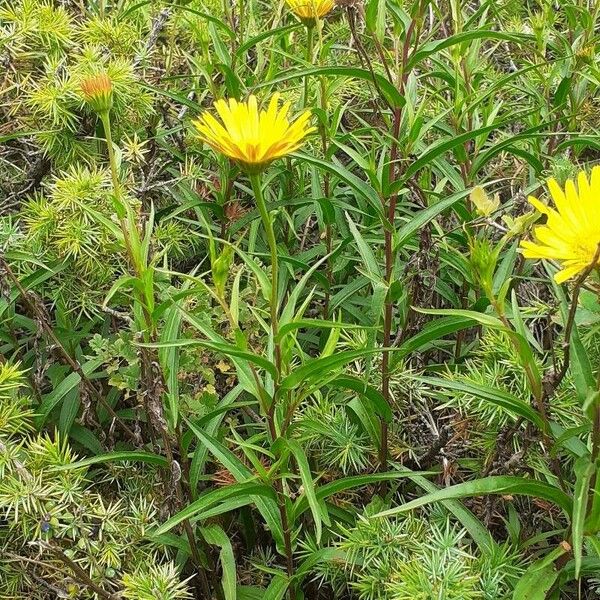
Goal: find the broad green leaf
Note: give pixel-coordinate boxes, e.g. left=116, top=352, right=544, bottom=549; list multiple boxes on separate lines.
left=262, top=574, right=289, bottom=600
left=512, top=545, right=568, bottom=600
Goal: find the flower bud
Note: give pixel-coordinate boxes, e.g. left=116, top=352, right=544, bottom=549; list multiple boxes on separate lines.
left=212, top=245, right=234, bottom=299
left=469, top=237, right=499, bottom=297
left=80, top=73, right=113, bottom=114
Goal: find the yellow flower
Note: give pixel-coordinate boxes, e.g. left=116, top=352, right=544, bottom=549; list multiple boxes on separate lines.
left=285, top=0, right=334, bottom=24
left=520, top=167, right=600, bottom=283
left=193, top=94, right=315, bottom=173
left=80, top=73, right=113, bottom=113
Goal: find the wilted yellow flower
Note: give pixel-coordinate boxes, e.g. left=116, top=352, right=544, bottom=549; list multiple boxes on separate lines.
left=193, top=94, right=315, bottom=173
left=520, top=167, right=600, bottom=283
left=470, top=186, right=500, bottom=217
left=80, top=73, right=113, bottom=113
left=285, top=0, right=334, bottom=24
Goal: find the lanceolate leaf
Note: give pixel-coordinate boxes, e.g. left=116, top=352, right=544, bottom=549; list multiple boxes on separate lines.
left=375, top=476, right=573, bottom=517
left=330, top=375, right=392, bottom=422
left=184, top=419, right=285, bottom=550
left=417, top=376, right=545, bottom=430
left=52, top=451, right=169, bottom=471
left=200, top=525, right=237, bottom=600
left=154, top=482, right=276, bottom=535
left=260, top=66, right=405, bottom=109
left=572, top=455, right=594, bottom=579
left=286, top=439, right=329, bottom=543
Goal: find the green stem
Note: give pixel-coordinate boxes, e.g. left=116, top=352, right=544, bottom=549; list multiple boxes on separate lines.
left=249, top=175, right=296, bottom=600
left=314, top=21, right=333, bottom=318
left=99, top=111, right=142, bottom=276
left=100, top=111, right=122, bottom=204
left=250, top=173, right=280, bottom=376
left=100, top=109, right=212, bottom=600
left=303, top=25, right=315, bottom=107
left=238, top=0, right=245, bottom=46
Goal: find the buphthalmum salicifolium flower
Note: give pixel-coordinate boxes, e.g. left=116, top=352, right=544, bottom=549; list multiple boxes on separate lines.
left=520, top=167, right=600, bottom=283
left=285, top=0, right=334, bottom=24
left=193, top=94, right=315, bottom=174
left=80, top=73, right=113, bottom=113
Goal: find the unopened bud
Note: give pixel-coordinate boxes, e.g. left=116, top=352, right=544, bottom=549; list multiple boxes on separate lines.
left=80, top=73, right=113, bottom=114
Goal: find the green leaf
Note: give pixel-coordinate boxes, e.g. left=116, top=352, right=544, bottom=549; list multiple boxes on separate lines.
left=330, top=375, right=392, bottom=422
left=160, top=288, right=185, bottom=428
left=36, top=357, right=104, bottom=426
left=155, top=482, right=276, bottom=535
left=280, top=348, right=394, bottom=391
left=275, top=319, right=366, bottom=341
left=403, top=114, right=532, bottom=180
left=572, top=455, right=594, bottom=579
left=68, top=425, right=103, bottom=455
left=292, top=152, right=388, bottom=226
left=375, top=476, right=572, bottom=517
left=189, top=385, right=244, bottom=492
left=391, top=315, right=477, bottom=366
left=549, top=268, right=595, bottom=403
left=286, top=439, right=329, bottom=543
left=512, top=545, right=568, bottom=600
left=346, top=212, right=382, bottom=277
left=262, top=574, right=289, bottom=600
left=144, top=338, right=278, bottom=381
left=347, top=396, right=381, bottom=448
left=200, top=525, right=237, bottom=600
left=408, top=30, right=532, bottom=69
left=407, top=472, right=496, bottom=554
left=259, top=66, right=405, bottom=109
left=293, top=471, right=433, bottom=520
left=415, top=308, right=542, bottom=400
left=395, top=189, right=470, bottom=249
left=236, top=23, right=301, bottom=57
left=184, top=419, right=285, bottom=551
left=416, top=376, right=545, bottom=430
left=52, top=451, right=169, bottom=471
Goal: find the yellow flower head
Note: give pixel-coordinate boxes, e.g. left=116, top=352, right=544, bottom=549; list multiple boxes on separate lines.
left=285, top=0, right=334, bottom=24
left=193, top=94, right=315, bottom=174
left=520, top=167, right=600, bottom=283
left=80, top=73, right=113, bottom=113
